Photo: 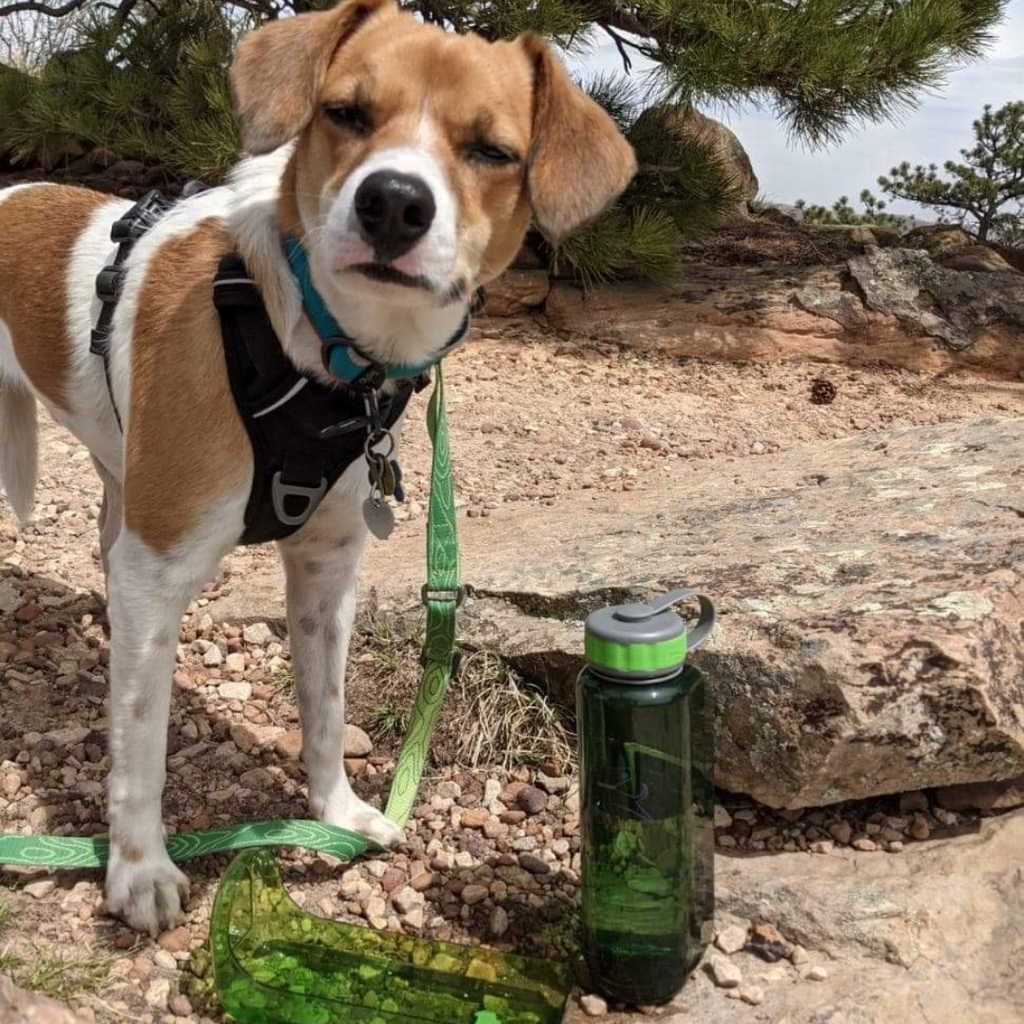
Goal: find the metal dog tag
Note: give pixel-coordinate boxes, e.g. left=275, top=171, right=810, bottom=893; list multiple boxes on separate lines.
left=363, top=495, right=396, bottom=540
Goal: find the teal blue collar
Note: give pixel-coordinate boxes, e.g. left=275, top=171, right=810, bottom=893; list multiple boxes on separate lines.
left=283, top=234, right=470, bottom=385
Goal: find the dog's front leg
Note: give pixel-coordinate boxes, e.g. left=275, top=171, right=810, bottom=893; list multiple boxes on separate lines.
left=279, top=530, right=403, bottom=849
left=104, top=530, right=214, bottom=936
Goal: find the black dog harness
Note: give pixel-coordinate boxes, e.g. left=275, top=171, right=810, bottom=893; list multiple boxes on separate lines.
left=212, top=254, right=422, bottom=544
left=90, top=188, right=475, bottom=545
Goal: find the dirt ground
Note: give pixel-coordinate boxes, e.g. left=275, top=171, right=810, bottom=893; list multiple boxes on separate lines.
left=1, top=318, right=1022, bottom=1024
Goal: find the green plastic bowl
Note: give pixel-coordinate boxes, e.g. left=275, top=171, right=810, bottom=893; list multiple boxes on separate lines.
left=211, top=849, right=573, bottom=1024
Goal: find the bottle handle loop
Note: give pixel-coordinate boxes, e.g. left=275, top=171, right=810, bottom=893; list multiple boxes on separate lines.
left=616, top=588, right=716, bottom=652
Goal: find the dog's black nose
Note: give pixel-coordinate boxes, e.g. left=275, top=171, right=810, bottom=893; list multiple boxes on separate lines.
left=354, top=171, right=435, bottom=260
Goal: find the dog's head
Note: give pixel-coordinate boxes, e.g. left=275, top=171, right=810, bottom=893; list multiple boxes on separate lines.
left=231, top=0, right=636, bottom=313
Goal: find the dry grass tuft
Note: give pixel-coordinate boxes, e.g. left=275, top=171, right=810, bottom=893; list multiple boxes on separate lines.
left=0, top=943, right=110, bottom=1003
left=448, top=651, right=574, bottom=771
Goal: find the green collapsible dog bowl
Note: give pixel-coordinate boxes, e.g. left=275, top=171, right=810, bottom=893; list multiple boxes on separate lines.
left=211, top=849, right=573, bottom=1024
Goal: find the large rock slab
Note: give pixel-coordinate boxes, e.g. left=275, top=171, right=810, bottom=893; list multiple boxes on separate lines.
left=545, top=257, right=1024, bottom=379
left=841, top=246, right=1024, bottom=350
left=215, top=417, right=1023, bottom=808
left=565, top=810, right=1023, bottom=1023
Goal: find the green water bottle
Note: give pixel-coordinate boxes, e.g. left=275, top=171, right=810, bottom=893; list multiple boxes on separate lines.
left=578, top=589, right=716, bottom=1006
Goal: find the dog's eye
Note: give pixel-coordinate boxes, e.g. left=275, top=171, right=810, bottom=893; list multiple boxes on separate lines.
left=324, top=104, right=372, bottom=135
left=466, top=141, right=518, bottom=166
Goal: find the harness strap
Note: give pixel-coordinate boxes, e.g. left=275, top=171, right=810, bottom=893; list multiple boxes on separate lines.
left=90, top=189, right=178, bottom=431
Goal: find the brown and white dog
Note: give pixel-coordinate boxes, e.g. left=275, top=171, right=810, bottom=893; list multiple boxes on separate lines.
left=0, top=0, right=634, bottom=935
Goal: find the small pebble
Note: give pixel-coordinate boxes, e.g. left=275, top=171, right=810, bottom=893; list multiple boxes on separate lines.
left=827, top=821, right=852, bottom=845
left=144, top=977, right=171, bottom=1009
left=805, top=965, right=829, bottom=981
left=708, top=953, right=743, bottom=988
left=715, top=924, right=748, bottom=955
left=218, top=680, right=252, bottom=702
left=739, top=984, right=765, bottom=1006
left=23, top=879, right=56, bottom=899
left=158, top=926, right=190, bottom=953
left=168, top=995, right=192, bottom=1017
left=153, top=950, right=177, bottom=971
left=580, top=993, right=608, bottom=1017
left=517, top=786, right=547, bottom=816
left=461, top=884, right=489, bottom=905
left=242, top=622, right=274, bottom=646
left=519, top=853, right=551, bottom=875
left=489, top=906, right=509, bottom=937
left=899, top=791, right=929, bottom=813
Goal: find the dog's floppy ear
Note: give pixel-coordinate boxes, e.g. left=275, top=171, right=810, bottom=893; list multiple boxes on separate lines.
left=520, top=33, right=637, bottom=243
left=231, top=0, right=395, bottom=154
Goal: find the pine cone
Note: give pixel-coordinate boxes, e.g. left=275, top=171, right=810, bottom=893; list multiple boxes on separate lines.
left=810, top=378, right=837, bottom=405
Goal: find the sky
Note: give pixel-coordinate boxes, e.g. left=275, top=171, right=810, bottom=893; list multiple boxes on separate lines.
left=566, top=0, right=1024, bottom=217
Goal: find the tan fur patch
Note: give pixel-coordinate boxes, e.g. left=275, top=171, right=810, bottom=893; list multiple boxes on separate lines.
left=251, top=8, right=634, bottom=290
left=520, top=33, right=637, bottom=242
left=0, top=185, right=116, bottom=410
left=124, top=218, right=251, bottom=553
left=231, top=0, right=397, bottom=155
left=119, top=844, right=144, bottom=863
left=288, top=18, right=537, bottom=285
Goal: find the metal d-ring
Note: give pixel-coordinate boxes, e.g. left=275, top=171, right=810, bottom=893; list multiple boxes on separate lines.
left=364, top=428, right=395, bottom=461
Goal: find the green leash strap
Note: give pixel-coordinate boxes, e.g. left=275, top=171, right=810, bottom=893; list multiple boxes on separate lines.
left=384, top=363, right=459, bottom=824
left=0, top=366, right=459, bottom=871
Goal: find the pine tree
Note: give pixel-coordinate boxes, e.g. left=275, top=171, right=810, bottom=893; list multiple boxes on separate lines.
left=877, top=102, right=1024, bottom=244
left=794, top=191, right=908, bottom=231
left=0, top=0, right=1010, bottom=281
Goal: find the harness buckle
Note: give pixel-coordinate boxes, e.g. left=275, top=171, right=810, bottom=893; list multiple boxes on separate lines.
left=271, top=471, right=328, bottom=528
left=421, top=585, right=466, bottom=607
left=95, top=265, right=123, bottom=304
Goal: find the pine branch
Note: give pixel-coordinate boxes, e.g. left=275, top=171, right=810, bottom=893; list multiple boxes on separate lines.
left=0, top=1, right=90, bottom=15
left=0, top=0, right=136, bottom=16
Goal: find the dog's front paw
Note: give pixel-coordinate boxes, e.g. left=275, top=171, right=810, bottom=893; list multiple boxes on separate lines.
left=105, top=848, right=190, bottom=937
left=319, top=795, right=404, bottom=850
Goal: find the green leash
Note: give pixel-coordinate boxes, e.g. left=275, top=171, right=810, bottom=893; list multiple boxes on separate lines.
left=0, top=367, right=459, bottom=871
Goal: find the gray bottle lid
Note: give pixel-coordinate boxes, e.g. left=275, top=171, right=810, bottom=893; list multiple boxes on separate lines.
left=584, top=588, right=715, bottom=681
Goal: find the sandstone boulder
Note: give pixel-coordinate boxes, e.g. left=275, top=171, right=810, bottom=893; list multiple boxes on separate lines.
left=439, top=417, right=1024, bottom=807
left=678, top=109, right=759, bottom=205
left=818, top=223, right=901, bottom=247
left=941, top=244, right=1017, bottom=274
left=901, top=223, right=973, bottom=258
left=637, top=810, right=1023, bottom=1024
left=934, top=774, right=1024, bottom=812
left=484, top=268, right=550, bottom=316
left=632, top=105, right=759, bottom=214
left=217, top=418, right=1024, bottom=808
left=830, top=245, right=1024, bottom=350
left=544, top=260, right=1023, bottom=379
